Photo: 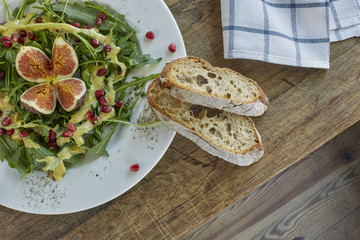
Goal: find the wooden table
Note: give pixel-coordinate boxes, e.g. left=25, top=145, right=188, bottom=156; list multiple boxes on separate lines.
left=1, top=0, right=360, bottom=239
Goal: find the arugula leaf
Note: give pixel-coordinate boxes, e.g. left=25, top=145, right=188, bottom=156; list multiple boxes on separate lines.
left=0, top=0, right=163, bottom=179
left=52, top=2, right=136, bottom=34
left=82, top=125, right=117, bottom=157
left=0, top=135, right=16, bottom=162
left=7, top=146, right=35, bottom=174
left=5, top=49, right=17, bottom=64
left=63, top=153, right=82, bottom=167
left=0, top=136, right=36, bottom=175
left=27, top=145, right=56, bottom=160
left=115, top=73, right=160, bottom=93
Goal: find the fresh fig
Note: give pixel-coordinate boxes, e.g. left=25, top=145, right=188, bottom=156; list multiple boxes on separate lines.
left=54, top=78, right=87, bottom=112
left=15, top=36, right=78, bottom=83
left=15, top=46, right=52, bottom=83
left=20, top=83, right=56, bottom=115
left=51, top=36, right=78, bottom=80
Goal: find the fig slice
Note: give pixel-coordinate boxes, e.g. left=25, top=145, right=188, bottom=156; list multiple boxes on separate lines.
left=52, top=36, right=79, bottom=80
left=54, top=78, right=87, bottom=112
left=15, top=36, right=79, bottom=83
left=15, top=46, right=53, bottom=83
left=20, top=83, right=56, bottom=115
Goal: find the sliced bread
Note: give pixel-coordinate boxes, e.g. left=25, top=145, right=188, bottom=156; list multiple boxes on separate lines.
left=159, top=56, right=269, bottom=117
left=147, top=79, right=264, bottom=166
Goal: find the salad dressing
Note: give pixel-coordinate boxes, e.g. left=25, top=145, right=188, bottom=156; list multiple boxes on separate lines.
left=22, top=136, right=41, bottom=149
left=0, top=20, right=123, bottom=180
left=0, top=19, right=126, bottom=76
left=106, top=74, right=116, bottom=106
left=1, top=1, right=157, bottom=181
left=0, top=96, right=15, bottom=116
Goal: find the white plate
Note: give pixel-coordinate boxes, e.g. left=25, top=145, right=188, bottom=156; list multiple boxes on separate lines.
left=0, top=0, right=186, bottom=214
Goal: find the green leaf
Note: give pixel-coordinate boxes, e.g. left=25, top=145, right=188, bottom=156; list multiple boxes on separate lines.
left=29, top=146, right=56, bottom=159
left=83, top=125, right=118, bottom=157
left=115, top=73, right=160, bottom=93
left=63, top=153, right=82, bottom=167
left=7, top=146, right=35, bottom=174
left=5, top=49, right=17, bottom=64
left=52, top=3, right=97, bottom=26
left=0, top=135, right=15, bottom=162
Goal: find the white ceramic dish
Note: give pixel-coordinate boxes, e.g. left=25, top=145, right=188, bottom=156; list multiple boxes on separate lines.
left=0, top=0, right=186, bottom=214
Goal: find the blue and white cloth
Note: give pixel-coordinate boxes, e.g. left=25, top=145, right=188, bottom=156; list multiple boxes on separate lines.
left=221, top=0, right=360, bottom=69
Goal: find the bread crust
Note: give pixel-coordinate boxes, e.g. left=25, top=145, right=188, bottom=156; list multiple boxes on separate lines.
left=160, top=56, right=269, bottom=116
left=146, top=79, right=264, bottom=165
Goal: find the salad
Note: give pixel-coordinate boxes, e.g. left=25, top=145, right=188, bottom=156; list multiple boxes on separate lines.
left=0, top=0, right=162, bottom=181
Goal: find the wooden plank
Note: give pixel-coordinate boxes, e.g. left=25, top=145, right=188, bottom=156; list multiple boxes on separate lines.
left=182, top=121, right=360, bottom=239
left=1, top=1, right=360, bottom=239
left=316, top=207, right=360, bottom=240
left=237, top=159, right=360, bottom=240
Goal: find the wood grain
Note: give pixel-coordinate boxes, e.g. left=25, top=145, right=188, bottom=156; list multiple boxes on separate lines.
left=182, top=121, right=360, bottom=240
left=1, top=0, right=360, bottom=239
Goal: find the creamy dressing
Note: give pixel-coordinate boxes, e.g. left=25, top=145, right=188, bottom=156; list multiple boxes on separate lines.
left=69, top=65, right=105, bottom=125
left=0, top=19, right=126, bottom=77
left=37, top=145, right=87, bottom=181
left=0, top=16, right=128, bottom=181
left=106, top=74, right=116, bottom=106
left=22, top=136, right=41, bottom=149
left=37, top=156, right=65, bottom=181
left=0, top=96, right=15, bottom=117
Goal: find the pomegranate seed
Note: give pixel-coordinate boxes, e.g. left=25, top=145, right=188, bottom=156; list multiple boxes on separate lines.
left=85, top=110, right=94, bottom=119
left=98, top=96, right=107, bottom=107
left=62, top=130, right=73, bottom=137
left=0, top=71, right=5, bottom=79
left=2, top=116, right=11, bottom=126
left=168, top=42, right=176, bottom=53
left=90, top=116, right=98, bottom=125
left=28, top=32, right=35, bottom=40
left=0, top=110, right=2, bottom=117
left=103, top=44, right=111, bottom=53
left=95, top=90, right=105, bottom=98
left=67, top=122, right=77, bottom=132
left=83, top=25, right=93, bottom=29
left=91, top=39, right=100, bottom=47
left=117, top=69, right=122, bottom=75
left=71, top=22, right=81, bottom=28
left=19, top=129, right=29, bottom=138
left=0, top=128, right=4, bottom=136
left=49, top=129, right=56, bottom=140
left=18, top=30, right=27, bottom=37
left=101, top=105, right=112, bottom=113
left=95, top=17, right=102, bottom=26
left=74, top=37, right=81, bottom=43
left=6, top=129, right=15, bottom=136
left=97, top=68, right=106, bottom=76
left=98, top=12, right=107, bottom=21
left=35, top=17, right=42, bottom=23
left=3, top=41, right=12, bottom=48
left=115, top=100, right=123, bottom=109
left=2, top=36, right=10, bottom=42
left=145, top=31, right=155, bottom=40
left=18, top=37, right=24, bottom=45
left=130, top=163, right=140, bottom=172
left=48, top=139, right=58, bottom=149
left=11, top=33, right=19, bottom=42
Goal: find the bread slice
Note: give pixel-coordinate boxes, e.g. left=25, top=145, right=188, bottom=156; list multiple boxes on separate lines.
left=147, top=79, right=264, bottom=166
left=159, top=56, right=269, bottom=117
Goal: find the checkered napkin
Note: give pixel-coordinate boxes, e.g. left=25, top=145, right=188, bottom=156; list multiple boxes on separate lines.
left=221, top=0, right=360, bottom=69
